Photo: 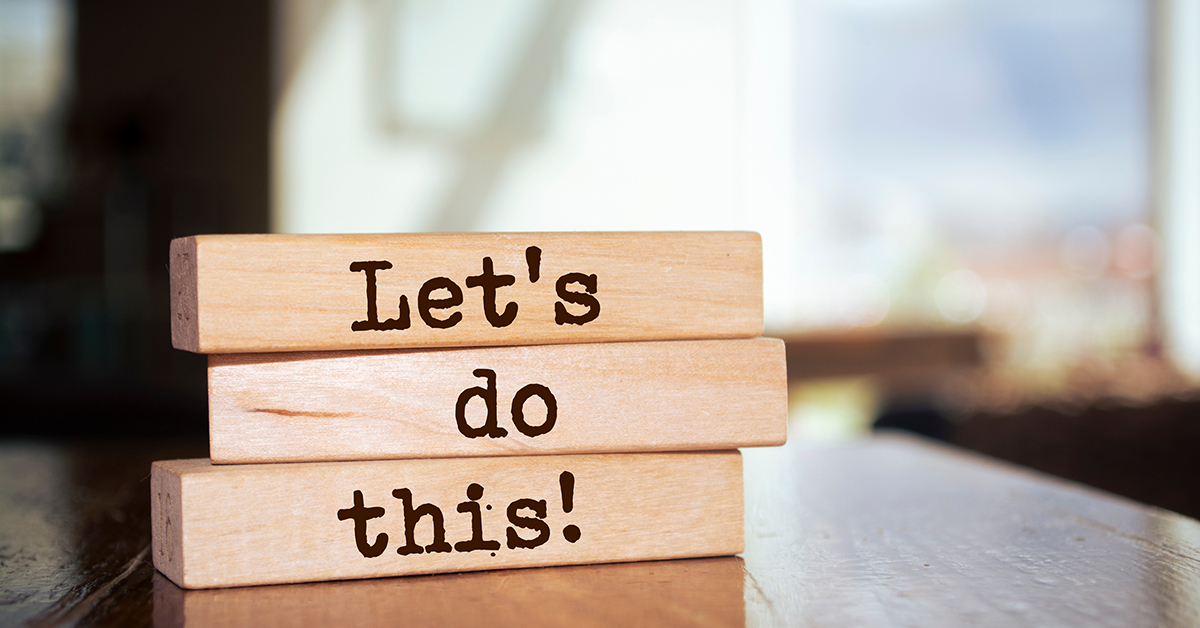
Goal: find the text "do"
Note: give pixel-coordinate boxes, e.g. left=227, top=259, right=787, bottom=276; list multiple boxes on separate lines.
left=456, top=369, right=557, bottom=439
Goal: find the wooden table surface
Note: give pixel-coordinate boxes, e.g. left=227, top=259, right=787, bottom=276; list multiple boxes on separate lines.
left=3, top=433, right=1199, bottom=627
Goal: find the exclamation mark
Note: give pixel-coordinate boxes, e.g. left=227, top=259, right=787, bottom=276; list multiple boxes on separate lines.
left=526, top=246, right=542, bottom=283
left=560, top=471, right=580, bottom=543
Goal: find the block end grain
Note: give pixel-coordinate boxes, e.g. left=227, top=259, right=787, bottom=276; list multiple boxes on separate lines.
left=151, top=461, right=186, bottom=587
left=767, top=337, right=789, bottom=447
left=169, top=237, right=201, bottom=352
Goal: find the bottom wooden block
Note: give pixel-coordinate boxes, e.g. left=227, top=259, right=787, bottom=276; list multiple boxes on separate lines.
left=151, top=451, right=743, bottom=589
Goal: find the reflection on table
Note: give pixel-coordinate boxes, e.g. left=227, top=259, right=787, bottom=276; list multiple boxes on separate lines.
left=4, top=433, right=1200, bottom=626
left=153, top=557, right=743, bottom=627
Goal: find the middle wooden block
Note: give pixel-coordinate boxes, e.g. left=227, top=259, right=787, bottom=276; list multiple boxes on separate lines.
left=209, top=337, right=786, bottom=463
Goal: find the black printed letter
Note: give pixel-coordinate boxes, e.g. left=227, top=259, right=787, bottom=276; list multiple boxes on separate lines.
left=455, top=483, right=501, bottom=553
left=466, top=257, right=518, bottom=328
left=506, top=498, right=550, bottom=549
left=418, top=277, right=463, bottom=329
left=511, top=384, right=557, bottom=437
left=350, top=261, right=411, bottom=331
left=455, top=369, right=507, bottom=438
left=554, top=272, right=600, bottom=325
left=337, top=490, right=388, bottom=558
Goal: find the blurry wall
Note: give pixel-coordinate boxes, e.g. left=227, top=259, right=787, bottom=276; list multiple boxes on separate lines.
left=275, top=0, right=1167, bottom=393
left=274, top=0, right=803, bottom=326
left=1158, top=0, right=1200, bottom=378
left=2, top=0, right=1197, bottom=438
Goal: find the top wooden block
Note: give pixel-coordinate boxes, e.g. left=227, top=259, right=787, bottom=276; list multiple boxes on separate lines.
left=170, top=232, right=762, bottom=353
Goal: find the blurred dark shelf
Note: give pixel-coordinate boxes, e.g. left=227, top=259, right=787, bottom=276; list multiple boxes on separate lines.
left=782, top=328, right=984, bottom=381
left=949, top=394, right=1200, bottom=521
left=0, top=373, right=207, bottom=438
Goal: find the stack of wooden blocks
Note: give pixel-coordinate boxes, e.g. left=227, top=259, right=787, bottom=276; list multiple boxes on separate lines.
left=153, top=232, right=787, bottom=589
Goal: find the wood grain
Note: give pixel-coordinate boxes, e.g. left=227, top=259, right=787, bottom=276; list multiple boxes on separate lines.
left=169, top=232, right=762, bottom=353
left=151, top=451, right=743, bottom=589
left=208, top=338, right=786, bottom=463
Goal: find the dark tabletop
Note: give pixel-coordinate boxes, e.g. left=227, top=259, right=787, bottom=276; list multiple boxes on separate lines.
left=3, top=433, right=1199, bottom=627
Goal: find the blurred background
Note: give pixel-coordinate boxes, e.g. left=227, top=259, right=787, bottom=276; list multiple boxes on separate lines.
left=2, top=0, right=1199, bottom=515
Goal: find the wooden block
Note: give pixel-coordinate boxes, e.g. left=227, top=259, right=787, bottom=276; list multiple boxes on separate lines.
left=152, top=557, right=745, bottom=627
left=208, top=338, right=787, bottom=463
left=170, top=232, right=763, bottom=353
left=151, top=451, right=743, bottom=589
